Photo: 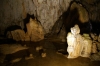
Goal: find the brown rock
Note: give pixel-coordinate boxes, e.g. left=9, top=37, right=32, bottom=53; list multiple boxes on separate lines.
left=81, top=34, right=92, bottom=57
left=70, top=2, right=89, bottom=23
left=90, top=33, right=98, bottom=41
left=11, top=29, right=25, bottom=41
left=92, top=42, right=98, bottom=53
left=97, top=42, right=100, bottom=51
left=26, top=18, right=44, bottom=42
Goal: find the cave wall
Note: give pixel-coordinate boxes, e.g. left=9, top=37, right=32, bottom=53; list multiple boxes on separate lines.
left=75, top=0, right=100, bottom=21
left=0, top=0, right=72, bottom=35
left=0, top=0, right=100, bottom=36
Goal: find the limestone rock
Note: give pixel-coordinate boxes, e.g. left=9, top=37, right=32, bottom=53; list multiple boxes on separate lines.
left=67, top=25, right=92, bottom=58
left=67, top=24, right=83, bottom=58
left=26, top=18, right=44, bottom=42
left=0, top=0, right=72, bottom=35
left=6, top=29, right=25, bottom=41
left=97, top=42, right=100, bottom=51
left=24, top=33, right=30, bottom=41
left=90, top=53, right=100, bottom=61
left=98, top=34, right=100, bottom=42
left=70, top=2, right=89, bottom=23
left=91, top=42, right=98, bottom=53
left=11, top=29, right=26, bottom=41
left=81, top=34, right=92, bottom=57
left=90, top=33, right=98, bottom=41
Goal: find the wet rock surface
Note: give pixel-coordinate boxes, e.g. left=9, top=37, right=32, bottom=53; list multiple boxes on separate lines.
left=0, top=39, right=100, bottom=66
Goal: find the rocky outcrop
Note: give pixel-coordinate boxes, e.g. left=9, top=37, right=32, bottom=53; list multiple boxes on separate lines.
left=0, top=0, right=72, bottom=35
left=6, top=17, right=45, bottom=42
left=26, top=18, right=45, bottom=42
left=6, top=29, right=26, bottom=41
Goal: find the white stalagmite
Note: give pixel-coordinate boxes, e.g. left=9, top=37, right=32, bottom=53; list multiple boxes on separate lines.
left=67, top=24, right=92, bottom=58
left=67, top=24, right=83, bottom=58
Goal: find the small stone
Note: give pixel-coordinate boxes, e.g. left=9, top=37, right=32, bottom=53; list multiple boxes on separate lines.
left=41, top=53, right=46, bottom=58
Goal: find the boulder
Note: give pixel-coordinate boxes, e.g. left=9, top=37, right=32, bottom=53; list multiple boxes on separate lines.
left=26, top=18, right=45, bottom=42
left=11, top=29, right=26, bottom=41
left=6, top=29, right=26, bottom=41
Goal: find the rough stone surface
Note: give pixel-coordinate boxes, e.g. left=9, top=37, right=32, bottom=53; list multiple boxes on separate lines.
left=6, top=29, right=25, bottom=41
left=80, top=0, right=100, bottom=21
left=81, top=34, right=92, bottom=57
left=92, top=42, right=98, bottom=53
left=97, top=42, right=100, bottom=51
left=90, top=33, right=98, bottom=41
left=0, top=0, right=72, bottom=35
left=70, top=2, right=89, bottom=23
left=26, top=18, right=45, bottom=42
left=67, top=25, right=83, bottom=58
left=12, top=29, right=26, bottom=41
left=90, top=53, right=100, bottom=61
left=67, top=25, right=92, bottom=58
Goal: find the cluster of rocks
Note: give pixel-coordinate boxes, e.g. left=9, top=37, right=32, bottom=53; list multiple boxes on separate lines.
left=67, top=24, right=100, bottom=61
left=90, top=33, right=100, bottom=61
left=67, top=24, right=92, bottom=58
left=6, top=17, right=44, bottom=42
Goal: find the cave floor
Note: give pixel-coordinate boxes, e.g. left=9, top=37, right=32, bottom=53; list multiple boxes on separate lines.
left=0, top=39, right=100, bottom=66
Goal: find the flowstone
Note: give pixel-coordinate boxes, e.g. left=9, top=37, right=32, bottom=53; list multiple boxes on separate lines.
left=67, top=24, right=92, bottom=58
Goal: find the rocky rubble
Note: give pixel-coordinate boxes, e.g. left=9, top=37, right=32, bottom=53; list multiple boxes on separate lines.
left=90, top=33, right=100, bottom=61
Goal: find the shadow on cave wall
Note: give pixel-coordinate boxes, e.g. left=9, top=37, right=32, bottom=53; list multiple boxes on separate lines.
left=46, top=1, right=92, bottom=40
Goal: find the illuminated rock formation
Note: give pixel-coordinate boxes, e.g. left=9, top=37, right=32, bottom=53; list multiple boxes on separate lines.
left=67, top=24, right=92, bottom=58
left=67, top=24, right=83, bottom=58
left=26, top=18, right=44, bottom=42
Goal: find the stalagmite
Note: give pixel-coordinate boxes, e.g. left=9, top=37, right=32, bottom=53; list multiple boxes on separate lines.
left=26, top=18, right=44, bottom=42
left=67, top=24, right=83, bottom=58
left=67, top=24, right=92, bottom=58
